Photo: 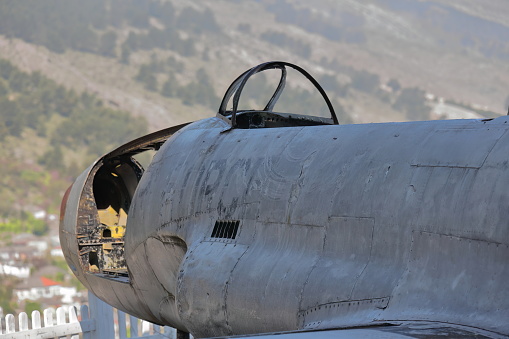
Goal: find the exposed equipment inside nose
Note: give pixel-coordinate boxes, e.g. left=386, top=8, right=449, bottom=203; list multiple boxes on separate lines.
left=78, top=157, right=142, bottom=279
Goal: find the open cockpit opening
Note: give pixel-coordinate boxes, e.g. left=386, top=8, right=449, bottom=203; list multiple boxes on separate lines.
left=77, top=156, right=144, bottom=281
left=217, top=61, right=339, bottom=129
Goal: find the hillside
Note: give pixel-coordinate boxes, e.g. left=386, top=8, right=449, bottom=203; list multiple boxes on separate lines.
left=0, top=0, right=508, bottom=222
left=0, top=0, right=507, bottom=130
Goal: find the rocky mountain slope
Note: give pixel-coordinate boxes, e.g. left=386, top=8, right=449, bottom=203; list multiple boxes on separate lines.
left=0, top=0, right=508, bottom=220
left=0, top=0, right=507, bottom=132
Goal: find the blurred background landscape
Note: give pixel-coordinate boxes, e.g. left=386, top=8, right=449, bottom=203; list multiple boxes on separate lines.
left=0, top=0, right=508, bottom=316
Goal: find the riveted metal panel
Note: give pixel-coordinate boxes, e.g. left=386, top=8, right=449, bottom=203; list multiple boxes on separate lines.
left=225, top=223, right=325, bottom=335
left=300, top=217, right=374, bottom=310
left=177, top=241, right=249, bottom=338
left=384, top=231, right=509, bottom=334
left=410, top=127, right=505, bottom=168
left=300, top=297, right=390, bottom=330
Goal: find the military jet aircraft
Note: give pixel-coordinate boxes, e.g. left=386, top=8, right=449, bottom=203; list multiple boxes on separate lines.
left=60, top=61, right=509, bottom=338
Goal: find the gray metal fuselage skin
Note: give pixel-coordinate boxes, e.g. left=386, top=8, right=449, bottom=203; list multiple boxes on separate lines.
left=60, top=115, right=509, bottom=338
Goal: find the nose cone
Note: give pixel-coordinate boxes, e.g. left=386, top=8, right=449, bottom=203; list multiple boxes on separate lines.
left=59, top=184, right=73, bottom=224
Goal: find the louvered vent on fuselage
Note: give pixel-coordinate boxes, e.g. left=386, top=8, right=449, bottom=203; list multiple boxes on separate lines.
left=211, top=220, right=240, bottom=239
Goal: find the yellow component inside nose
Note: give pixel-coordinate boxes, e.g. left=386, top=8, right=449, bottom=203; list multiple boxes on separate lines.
left=98, top=205, right=127, bottom=238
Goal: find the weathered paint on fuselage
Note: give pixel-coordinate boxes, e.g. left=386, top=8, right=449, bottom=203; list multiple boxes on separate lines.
left=61, top=115, right=509, bottom=338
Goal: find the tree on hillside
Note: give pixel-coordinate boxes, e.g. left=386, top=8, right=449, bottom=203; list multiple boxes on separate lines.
left=173, top=38, right=196, bottom=57
left=98, top=31, right=118, bottom=57
left=39, top=146, right=65, bottom=171
left=45, top=31, right=66, bottom=54
left=238, top=23, right=251, bottom=33
left=0, top=59, right=15, bottom=80
left=177, top=7, right=221, bottom=34
left=120, top=44, right=131, bottom=64
left=387, top=78, right=401, bottom=92
left=260, top=31, right=312, bottom=59
left=393, top=87, right=430, bottom=121
left=8, top=71, right=31, bottom=93
left=151, top=1, right=176, bottom=27
left=350, top=70, right=380, bottom=93
left=319, top=74, right=348, bottom=97
left=135, top=65, right=157, bottom=92
left=0, top=98, right=23, bottom=139
left=0, top=79, right=8, bottom=97
left=70, top=26, right=99, bottom=53
left=123, top=32, right=139, bottom=52
left=161, top=73, right=178, bottom=98
left=176, top=69, right=219, bottom=109
left=0, top=278, right=17, bottom=315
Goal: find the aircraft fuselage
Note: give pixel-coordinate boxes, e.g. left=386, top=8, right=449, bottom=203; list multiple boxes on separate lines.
left=61, top=115, right=509, bottom=338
